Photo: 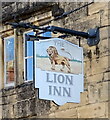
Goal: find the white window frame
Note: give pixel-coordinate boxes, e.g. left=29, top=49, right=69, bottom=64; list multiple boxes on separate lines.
left=23, top=30, right=35, bottom=82
left=4, top=36, right=15, bottom=87
left=23, top=29, right=51, bottom=82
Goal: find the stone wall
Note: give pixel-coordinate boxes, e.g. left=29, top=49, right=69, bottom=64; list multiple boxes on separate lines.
left=0, top=2, right=110, bottom=118
left=48, top=2, right=110, bottom=118
left=1, top=82, right=50, bottom=118
left=2, top=2, right=54, bottom=23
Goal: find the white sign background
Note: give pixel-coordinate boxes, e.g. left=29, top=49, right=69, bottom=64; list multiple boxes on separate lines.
left=35, top=38, right=84, bottom=105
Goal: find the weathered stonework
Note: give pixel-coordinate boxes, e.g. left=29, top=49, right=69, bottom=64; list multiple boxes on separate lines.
left=2, top=2, right=54, bottom=23
left=1, top=82, right=51, bottom=118
left=0, top=2, right=110, bottom=119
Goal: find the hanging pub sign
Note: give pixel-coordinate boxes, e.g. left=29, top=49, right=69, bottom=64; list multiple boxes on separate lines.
left=34, top=38, right=84, bottom=105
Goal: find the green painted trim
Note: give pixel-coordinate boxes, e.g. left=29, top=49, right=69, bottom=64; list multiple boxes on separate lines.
left=36, top=55, right=82, bottom=63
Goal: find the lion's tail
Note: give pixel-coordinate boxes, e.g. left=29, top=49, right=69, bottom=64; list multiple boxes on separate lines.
left=61, top=48, right=73, bottom=60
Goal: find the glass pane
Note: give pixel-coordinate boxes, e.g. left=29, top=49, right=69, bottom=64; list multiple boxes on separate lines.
left=42, top=31, right=51, bottom=37
left=25, top=31, right=34, bottom=57
left=25, top=58, right=33, bottom=80
left=5, top=37, right=14, bottom=84
left=26, top=41, right=33, bottom=57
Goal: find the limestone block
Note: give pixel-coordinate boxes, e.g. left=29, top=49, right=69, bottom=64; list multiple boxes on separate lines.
left=80, top=91, right=89, bottom=105
left=88, top=6, right=109, bottom=27
left=50, top=102, right=58, bottom=112
left=2, top=104, right=10, bottom=118
left=26, top=98, right=40, bottom=117
left=105, top=102, right=109, bottom=118
left=36, top=11, right=52, bottom=21
left=97, top=39, right=109, bottom=57
left=86, top=73, right=103, bottom=83
left=54, top=108, right=77, bottom=118
left=57, top=103, right=69, bottom=111
left=101, top=19, right=109, bottom=28
left=98, top=82, right=109, bottom=102
left=0, top=106, right=2, bottom=118
left=88, top=3, right=108, bottom=15
left=35, top=99, right=50, bottom=117
left=13, top=103, right=18, bottom=118
left=88, top=82, right=109, bottom=104
left=100, top=27, right=109, bottom=40
left=77, top=12, right=100, bottom=27
left=0, top=97, right=2, bottom=105
left=100, top=10, right=109, bottom=26
left=2, top=88, right=16, bottom=97
left=17, top=90, right=35, bottom=101
left=15, top=100, right=28, bottom=118
left=48, top=112, right=55, bottom=118
left=77, top=102, right=106, bottom=118
left=88, top=84, right=99, bottom=104
left=85, top=56, right=108, bottom=77
left=17, top=82, right=34, bottom=93
left=2, top=96, right=10, bottom=105
left=0, top=25, right=12, bottom=34
left=9, top=94, right=17, bottom=104
left=75, top=16, right=100, bottom=31
left=68, top=103, right=81, bottom=109
left=9, top=104, right=14, bottom=118
left=104, top=72, right=110, bottom=81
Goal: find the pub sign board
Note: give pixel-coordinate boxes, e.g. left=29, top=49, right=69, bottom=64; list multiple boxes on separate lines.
left=35, top=38, right=84, bottom=105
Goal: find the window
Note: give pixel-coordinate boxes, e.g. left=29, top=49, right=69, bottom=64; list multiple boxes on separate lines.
left=24, top=30, right=51, bottom=81
left=24, top=31, right=34, bottom=81
left=4, top=36, right=14, bottom=86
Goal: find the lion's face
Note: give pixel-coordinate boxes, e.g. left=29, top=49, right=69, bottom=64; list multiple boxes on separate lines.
left=47, top=46, right=58, bottom=57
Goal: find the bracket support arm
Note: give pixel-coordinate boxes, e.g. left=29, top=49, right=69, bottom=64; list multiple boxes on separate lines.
left=46, top=26, right=100, bottom=46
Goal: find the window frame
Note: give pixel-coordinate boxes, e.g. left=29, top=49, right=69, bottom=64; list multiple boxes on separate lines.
left=23, top=30, right=35, bottom=82
left=23, top=30, right=51, bottom=82
left=4, top=35, right=15, bottom=87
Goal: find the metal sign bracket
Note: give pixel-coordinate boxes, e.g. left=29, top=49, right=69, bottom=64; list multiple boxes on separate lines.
left=87, top=28, right=100, bottom=46
left=6, top=22, right=100, bottom=46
